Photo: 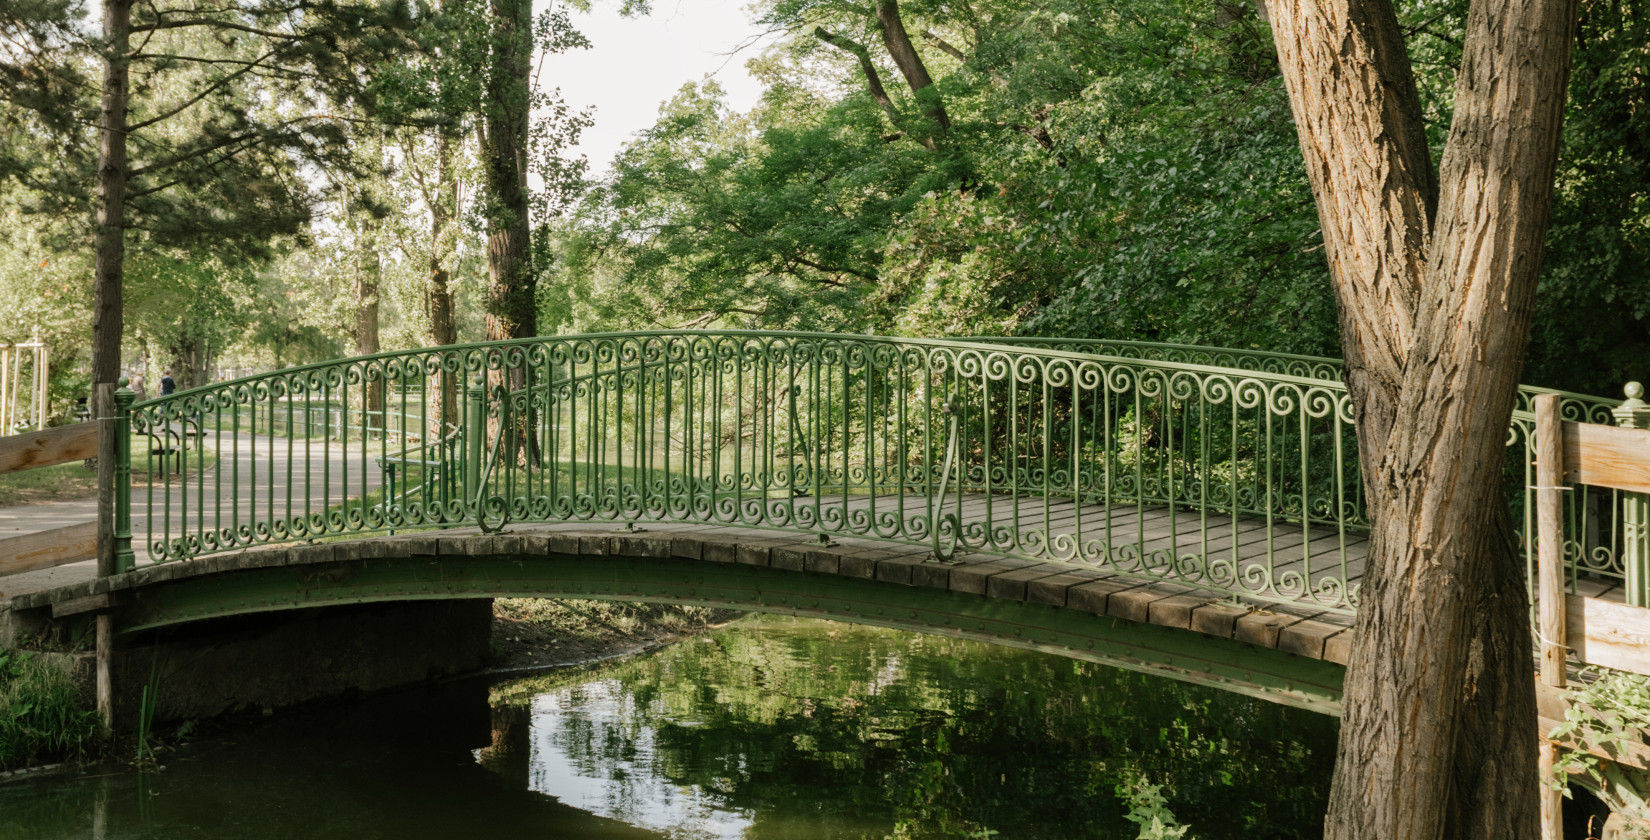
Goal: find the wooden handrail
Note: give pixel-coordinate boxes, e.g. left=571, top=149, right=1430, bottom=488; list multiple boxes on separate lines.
left=0, top=423, right=98, bottom=476
left=0, top=522, right=97, bottom=579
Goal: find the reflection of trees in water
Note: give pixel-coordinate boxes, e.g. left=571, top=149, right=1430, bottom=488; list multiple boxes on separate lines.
left=496, top=617, right=1338, bottom=840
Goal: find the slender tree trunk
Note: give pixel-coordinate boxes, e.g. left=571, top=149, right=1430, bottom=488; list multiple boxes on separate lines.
left=354, top=217, right=383, bottom=427
left=428, top=133, right=458, bottom=427
left=1267, top=0, right=1579, bottom=836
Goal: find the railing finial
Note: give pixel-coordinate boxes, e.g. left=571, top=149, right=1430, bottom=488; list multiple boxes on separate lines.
left=1615, top=381, right=1650, bottom=429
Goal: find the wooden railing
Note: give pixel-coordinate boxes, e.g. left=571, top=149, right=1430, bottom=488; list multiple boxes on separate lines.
left=1534, top=392, right=1650, bottom=838
left=0, top=422, right=100, bottom=578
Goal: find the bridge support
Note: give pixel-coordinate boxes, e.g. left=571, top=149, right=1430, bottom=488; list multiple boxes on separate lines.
left=27, top=539, right=1347, bottom=716
left=97, top=598, right=493, bottom=727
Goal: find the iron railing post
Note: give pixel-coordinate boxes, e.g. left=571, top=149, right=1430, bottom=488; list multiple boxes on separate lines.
left=465, top=374, right=486, bottom=499
left=1615, top=381, right=1650, bottom=606
left=113, top=379, right=135, bottom=573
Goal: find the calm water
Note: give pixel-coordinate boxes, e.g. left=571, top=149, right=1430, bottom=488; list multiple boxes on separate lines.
left=1, top=616, right=1338, bottom=839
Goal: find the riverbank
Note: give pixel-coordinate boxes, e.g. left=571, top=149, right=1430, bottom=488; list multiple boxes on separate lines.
left=489, top=598, right=743, bottom=670
left=0, top=598, right=742, bottom=776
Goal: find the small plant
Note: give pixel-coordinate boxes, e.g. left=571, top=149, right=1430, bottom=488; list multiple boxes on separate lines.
left=1550, top=667, right=1650, bottom=793
left=1119, top=773, right=1190, bottom=840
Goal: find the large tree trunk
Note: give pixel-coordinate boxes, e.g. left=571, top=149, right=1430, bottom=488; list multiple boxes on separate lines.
left=428, top=133, right=459, bottom=428
left=479, top=0, right=534, bottom=345
left=1267, top=0, right=1579, bottom=837
left=92, top=0, right=131, bottom=386
left=478, top=0, right=536, bottom=463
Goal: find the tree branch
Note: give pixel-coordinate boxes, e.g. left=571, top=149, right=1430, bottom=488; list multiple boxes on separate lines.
left=921, top=29, right=966, bottom=61
left=812, top=27, right=902, bottom=130
left=130, top=18, right=303, bottom=40
left=126, top=51, right=276, bottom=131
left=874, top=0, right=949, bottom=131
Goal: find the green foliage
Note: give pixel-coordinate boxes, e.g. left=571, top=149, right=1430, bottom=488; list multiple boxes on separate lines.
left=1550, top=667, right=1650, bottom=793
left=0, top=651, right=99, bottom=771
left=1120, top=773, right=1191, bottom=839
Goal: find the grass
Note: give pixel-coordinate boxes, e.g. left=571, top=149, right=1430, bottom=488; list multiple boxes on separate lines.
left=0, top=461, right=100, bottom=506
left=0, top=650, right=99, bottom=772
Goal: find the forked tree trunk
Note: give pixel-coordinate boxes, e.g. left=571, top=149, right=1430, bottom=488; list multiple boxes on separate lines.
left=874, top=0, right=950, bottom=133
left=1267, top=0, right=1579, bottom=836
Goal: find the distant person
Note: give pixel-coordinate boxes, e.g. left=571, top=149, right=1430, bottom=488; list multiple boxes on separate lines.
left=160, top=370, right=176, bottom=397
left=130, top=374, right=147, bottom=402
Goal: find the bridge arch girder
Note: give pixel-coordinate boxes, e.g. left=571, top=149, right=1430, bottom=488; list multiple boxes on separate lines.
left=76, top=543, right=1344, bottom=715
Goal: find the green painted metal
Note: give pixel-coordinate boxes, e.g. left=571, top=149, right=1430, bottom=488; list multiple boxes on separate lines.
left=118, top=330, right=1635, bottom=616
left=1615, top=383, right=1650, bottom=607
left=127, top=332, right=1371, bottom=613
left=113, top=379, right=136, bottom=574
left=102, top=553, right=1345, bottom=715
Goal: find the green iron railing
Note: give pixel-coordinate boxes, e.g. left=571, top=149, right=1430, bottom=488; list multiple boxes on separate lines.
left=114, top=331, right=1631, bottom=616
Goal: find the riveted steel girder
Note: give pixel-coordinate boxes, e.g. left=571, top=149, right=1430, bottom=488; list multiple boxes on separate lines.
left=107, top=551, right=1345, bottom=715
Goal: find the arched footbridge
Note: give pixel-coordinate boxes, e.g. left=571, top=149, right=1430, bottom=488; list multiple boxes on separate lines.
left=2, top=331, right=1640, bottom=718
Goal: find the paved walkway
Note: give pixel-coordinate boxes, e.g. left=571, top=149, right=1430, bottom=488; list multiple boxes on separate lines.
left=0, top=431, right=383, bottom=600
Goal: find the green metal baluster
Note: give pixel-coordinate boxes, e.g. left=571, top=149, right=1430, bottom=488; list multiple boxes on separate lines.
left=113, top=381, right=135, bottom=573
left=1163, top=372, right=1177, bottom=577
left=1615, top=382, right=1650, bottom=606
left=1335, top=400, right=1349, bottom=603
left=467, top=374, right=486, bottom=520
left=286, top=379, right=295, bottom=534
left=1198, top=384, right=1209, bottom=573
left=1299, top=389, right=1312, bottom=599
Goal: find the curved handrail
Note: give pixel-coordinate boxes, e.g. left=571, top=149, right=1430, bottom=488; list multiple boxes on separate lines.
left=121, top=330, right=1624, bottom=616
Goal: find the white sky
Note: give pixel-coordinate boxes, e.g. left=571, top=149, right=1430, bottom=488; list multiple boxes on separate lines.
left=537, top=0, right=774, bottom=178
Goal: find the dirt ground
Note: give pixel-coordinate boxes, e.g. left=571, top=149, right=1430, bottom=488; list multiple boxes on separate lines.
left=489, top=599, right=743, bottom=670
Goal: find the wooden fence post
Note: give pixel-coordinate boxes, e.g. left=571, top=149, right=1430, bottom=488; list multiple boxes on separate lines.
left=1535, top=393, right=1567, bottom=840
left=93, top=381, right=117, bottom=733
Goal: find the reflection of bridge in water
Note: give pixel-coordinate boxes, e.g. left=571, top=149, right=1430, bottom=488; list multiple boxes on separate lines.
left=1, top=331, right=1645, bottom=719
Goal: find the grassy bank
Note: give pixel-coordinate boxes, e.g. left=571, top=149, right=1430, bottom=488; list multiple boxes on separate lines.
left=0, top=651, right=98, bottom=772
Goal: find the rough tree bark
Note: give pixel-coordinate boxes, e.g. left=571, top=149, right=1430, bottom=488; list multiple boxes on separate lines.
left=479, top=0, right=534, bottom=346
left=1267, top=0, right=1580, bottom=836
left=91, top=0, right=131, bottom=590
left=92, top=0, right=131, bottom=388
left=477, top=0, right=536, bottom=461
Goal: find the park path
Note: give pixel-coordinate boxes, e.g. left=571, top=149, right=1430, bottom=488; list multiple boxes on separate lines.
left=0, top=431, right=383, bottom=599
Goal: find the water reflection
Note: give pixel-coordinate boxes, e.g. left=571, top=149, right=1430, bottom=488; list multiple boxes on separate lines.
left=491, top=617, right=1339, bottom=839
left=2, top=616, right=1337, bottom=839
